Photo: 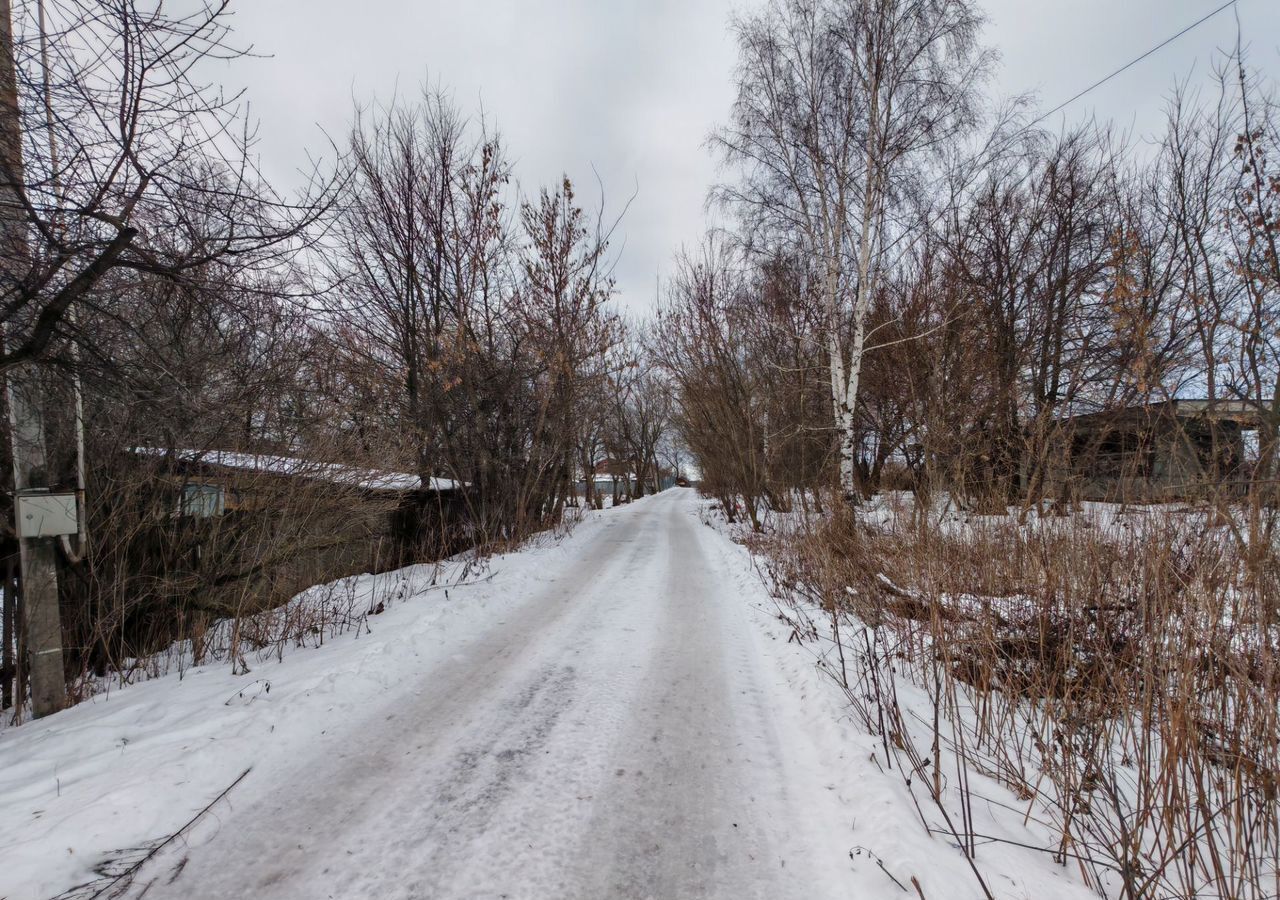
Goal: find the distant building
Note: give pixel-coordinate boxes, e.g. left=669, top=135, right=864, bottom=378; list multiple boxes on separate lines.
left=591, top=458, right=635, bottom=478
left=576, top=459, right=636, bottom=500
left=136, top=447, right=469, bottom=571
left=573, top=457, right=677, bottom=499
left=1041, top=400, right=1259, bottom=502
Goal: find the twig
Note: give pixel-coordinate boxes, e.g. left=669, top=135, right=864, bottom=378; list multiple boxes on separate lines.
left=417, top=569, right=499, bottom=592
left=850, top=845, right=909, bottom=892
left=79, top=768, right=252, bottom=900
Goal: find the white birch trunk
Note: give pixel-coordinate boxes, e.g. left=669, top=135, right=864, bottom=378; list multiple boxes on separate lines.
left=827, top=110, right=881, bottom=505
left=827, top=315, right=858, bottom=502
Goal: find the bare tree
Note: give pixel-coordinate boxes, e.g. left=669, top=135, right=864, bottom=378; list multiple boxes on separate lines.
left=325, top=90, right=621, bottom=543
left=518, top=177, right=619, bottom=519
left=655, top=237, right=771, bottom=530
left=1, top=0, right=332, bottom=371
left=0, top=0, right=333, bottom=717
left=714, top=0, right=990, bottom=502
left=607, top=339, right=670, bottom=499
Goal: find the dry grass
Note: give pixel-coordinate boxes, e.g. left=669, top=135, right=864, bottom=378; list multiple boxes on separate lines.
left=760, top=497, right=1279, bottom=900
left=65, top=562, right=439, bottom=702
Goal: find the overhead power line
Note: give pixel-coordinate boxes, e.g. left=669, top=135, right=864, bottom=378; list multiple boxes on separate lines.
left=1025, top=0, right=1242, bottom=131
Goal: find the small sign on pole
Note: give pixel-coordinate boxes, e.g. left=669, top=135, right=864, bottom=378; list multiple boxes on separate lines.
left=15, top=491, right=79, bottom=538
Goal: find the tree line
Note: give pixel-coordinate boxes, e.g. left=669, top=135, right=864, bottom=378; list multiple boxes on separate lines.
left=659, top=0, right=1280, bottom=530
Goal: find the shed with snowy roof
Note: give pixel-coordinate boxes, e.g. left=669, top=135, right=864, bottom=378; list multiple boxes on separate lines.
left=135, top=447, right=470, bottom=573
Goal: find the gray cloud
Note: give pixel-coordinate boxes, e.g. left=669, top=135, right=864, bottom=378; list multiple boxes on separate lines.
left=227, top=0, right=1278, bottom=313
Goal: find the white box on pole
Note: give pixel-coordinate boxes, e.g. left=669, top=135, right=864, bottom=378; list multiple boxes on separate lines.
left=16, top=492, right=79, bottom=538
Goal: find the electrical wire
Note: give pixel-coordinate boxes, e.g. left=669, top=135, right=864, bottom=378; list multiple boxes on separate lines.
left=1024, top=0, right=1242, bottom=132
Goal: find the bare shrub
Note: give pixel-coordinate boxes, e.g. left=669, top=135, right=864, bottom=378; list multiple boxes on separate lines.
left=762, top=499, right=1278, bottom=899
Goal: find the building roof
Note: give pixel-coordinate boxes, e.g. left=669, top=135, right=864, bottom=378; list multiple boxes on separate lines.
left=593, top=458, right=638, bottom=476
left=134, top=448, right=462, bottom=493
left=1064, top=399, right=1261, bottom=431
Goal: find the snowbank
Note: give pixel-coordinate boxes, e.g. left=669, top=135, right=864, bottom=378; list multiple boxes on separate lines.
left=0, top=515, right=593, bottom=899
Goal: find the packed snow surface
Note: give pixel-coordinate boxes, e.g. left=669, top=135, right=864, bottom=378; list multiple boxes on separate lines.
left=1, top=490, right=1096, bottom=898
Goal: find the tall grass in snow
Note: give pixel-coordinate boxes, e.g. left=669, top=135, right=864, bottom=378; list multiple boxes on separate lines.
left=758, top=498, right=1278, bottom=899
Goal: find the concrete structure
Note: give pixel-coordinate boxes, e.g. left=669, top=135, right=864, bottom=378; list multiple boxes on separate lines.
left=1042, top=400, right=1260, bottom=502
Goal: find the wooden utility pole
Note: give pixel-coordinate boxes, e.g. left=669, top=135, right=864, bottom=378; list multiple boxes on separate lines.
left=0, top=0, right=65, bottom=718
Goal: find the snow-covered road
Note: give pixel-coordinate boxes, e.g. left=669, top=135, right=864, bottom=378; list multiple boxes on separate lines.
left=109, top=490, right=852, bottom=899
left=5, top=490, right=1106, bottom=899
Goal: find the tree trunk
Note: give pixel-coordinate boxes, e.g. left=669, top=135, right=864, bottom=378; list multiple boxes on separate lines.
left=0, top=0, right=65, bottom=718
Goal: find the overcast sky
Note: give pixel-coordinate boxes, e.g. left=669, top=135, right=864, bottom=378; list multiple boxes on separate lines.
left=227, top=0, right=1279, bottom=314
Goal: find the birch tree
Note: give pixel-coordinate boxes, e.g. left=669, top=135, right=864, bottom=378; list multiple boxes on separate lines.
left=714, top=0, right=989, bottom=501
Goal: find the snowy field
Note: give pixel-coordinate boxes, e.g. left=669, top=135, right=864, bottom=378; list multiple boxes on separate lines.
left=4, top=489, right=1107, bottom=899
